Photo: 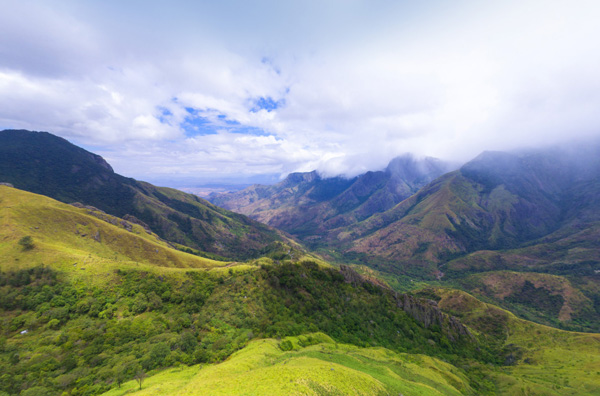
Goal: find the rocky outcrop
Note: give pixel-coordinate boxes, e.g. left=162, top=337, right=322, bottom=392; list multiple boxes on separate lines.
left=0, top=182, right=14, bottom=187
left=123, top=214, right=153, bottom=234
left=339, top=264, right=364, bottom=285
left=339, top=265, right=388, bottom=289
left=339, top=264, right=473, bottom=342
left=394, top=293, right=473, bottom=342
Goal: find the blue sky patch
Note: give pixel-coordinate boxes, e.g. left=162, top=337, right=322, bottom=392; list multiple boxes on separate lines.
left=157, top=107, right=173, bottom=124
left=178, top=107, right=269, bottom=137
left=251, top=96, right=285, bottom=112
left=182, top=116, right=218, bottom=137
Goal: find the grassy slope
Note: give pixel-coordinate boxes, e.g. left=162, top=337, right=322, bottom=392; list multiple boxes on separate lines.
left=325, top=157, right=600, bottom=330
left=103, top=334, right=471, bottom=396
left=129, top=181, right=285, bottom=260
left=433, top=288, right=600, bottom=396
left=2, top=187, right=599, bottom=395
left=0, top=130, right=285, bottom=261
left=1, top=187, right=483, bottom=395
left=103, top=291, right=600, bottom=396
left=442, top=215, right=600, bottom=330
left=0, top=185, right=225, bottom=280
left=336, top=169, right=549, bottom=273
left=454, top=271, right=596, bottom=327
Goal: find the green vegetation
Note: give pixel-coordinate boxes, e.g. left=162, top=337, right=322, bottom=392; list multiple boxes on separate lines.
left=103, top=334, right=473, bottom=396
left=0, top=189, right=492, bottom=395
left=449, top=271, right=600, bottom=332
left=18, top=236, right=34, bottom=251
left=429, top=287, right=600, bottom=395
left=0, top=130, right=286, bottom=260
left=0, top=258, right=495, bottom=395
left=0, top=185, right=224, bottom=277
left=2, top=134, right=600, bottom=395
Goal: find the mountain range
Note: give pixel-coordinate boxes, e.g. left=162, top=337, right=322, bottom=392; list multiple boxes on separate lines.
left=210, top=155, right=449, bottom=242
left=211, top=142, right=600, bottom=331
left=2, top=184, right=598, bottom=396
left=1, top=129, right=599, bottom=395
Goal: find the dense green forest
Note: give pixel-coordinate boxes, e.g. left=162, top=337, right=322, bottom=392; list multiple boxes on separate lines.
left=0, top=262, right=500, bottom=395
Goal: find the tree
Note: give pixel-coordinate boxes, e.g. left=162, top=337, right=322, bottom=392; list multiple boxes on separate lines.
left=150, top=342, right=170, bottom=367
left=18, top=236, right=34, bottom=250
left=134, top=370, right=147, bottom=390
left=180, top=331, right=197, bottom=353
left=114, top=369, right=126, bottom=389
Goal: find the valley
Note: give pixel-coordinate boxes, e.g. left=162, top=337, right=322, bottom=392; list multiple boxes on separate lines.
left=0, top=130, right=599, bottom=395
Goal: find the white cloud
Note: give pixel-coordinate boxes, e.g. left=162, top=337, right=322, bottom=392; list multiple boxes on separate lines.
left=2, top=0, right=600, bottom=184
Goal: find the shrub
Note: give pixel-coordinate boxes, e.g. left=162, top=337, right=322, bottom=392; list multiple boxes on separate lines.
left=18, top=236, right=34, bottom=251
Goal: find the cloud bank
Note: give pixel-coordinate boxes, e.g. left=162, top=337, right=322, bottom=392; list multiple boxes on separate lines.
left=1, top=0, right=600, bottom=184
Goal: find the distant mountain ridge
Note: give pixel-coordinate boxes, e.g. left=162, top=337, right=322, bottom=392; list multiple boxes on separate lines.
left=0, top=129, right=286, bottom=260
left=337, top=146, right=600, bottom=271
left=211, top=143, right=600, bottom=330
left=209, top=154, right=450, bottom=241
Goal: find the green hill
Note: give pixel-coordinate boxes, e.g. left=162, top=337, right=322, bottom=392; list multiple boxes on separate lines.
left=210, top=144, right=600, bottom=332
left=103, top=319, right=600, bottom=396
left=0, top=185, right=224, bottom=275
left=1, top=186, right=599, bottom=395
left=0, top=129, right=285, bottom=261
left=103, top=334, right=474, bottom=396
left=428, top=287, right=600, bottom=395
left=0, top=187, right=485, bottom=395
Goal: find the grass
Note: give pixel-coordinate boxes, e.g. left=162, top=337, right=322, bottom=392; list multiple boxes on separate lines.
left=433, top=287, right=600, bottom=396
left=102, top=334, right=472, bottom=396
left=0, top=186, right=226, bottom=281
left=3, top=185, right=600, bottom=395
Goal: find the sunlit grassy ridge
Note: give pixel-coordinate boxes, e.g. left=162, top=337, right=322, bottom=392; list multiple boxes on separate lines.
left=0, top=185, right=225, bottom=278
left=103, top=334, right=471, bottom=396
left=0, top=130, right=287, bottom=260
left=0, top=188, right=484, bottom=395
left=431, top=287, right=600, bottom=395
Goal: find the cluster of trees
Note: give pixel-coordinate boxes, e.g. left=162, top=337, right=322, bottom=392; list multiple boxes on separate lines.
left=0, top=262, right=501, bottom=395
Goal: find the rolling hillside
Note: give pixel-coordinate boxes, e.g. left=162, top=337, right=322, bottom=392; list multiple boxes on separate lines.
left=0, top=186, right=489, bottom=395
left=1, top=186, right=599, bottom=395
left=0, top=129, right=286, bottom=260
left=104, top=300, right=600, bottom=396
left=0, top=185, right=226, bottom=275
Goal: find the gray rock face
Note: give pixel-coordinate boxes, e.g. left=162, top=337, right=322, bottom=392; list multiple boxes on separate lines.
left=339, top=264, right=472, bottom=342
left=394, top=293, right=472, bottom=341
left=0, top=182, right=14, bottom=187
left=339, top=264, right=364, bottom=285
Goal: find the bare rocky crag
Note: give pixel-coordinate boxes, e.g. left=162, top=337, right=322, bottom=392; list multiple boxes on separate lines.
left=339, top=265, right=473, bottom=342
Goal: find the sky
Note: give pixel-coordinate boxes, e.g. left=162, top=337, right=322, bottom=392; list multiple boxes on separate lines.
left=1, top=0, right=600, bottom=186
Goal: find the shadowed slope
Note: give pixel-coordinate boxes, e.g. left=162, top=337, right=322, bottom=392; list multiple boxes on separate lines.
left=0, top=129, right=285, bottom=260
